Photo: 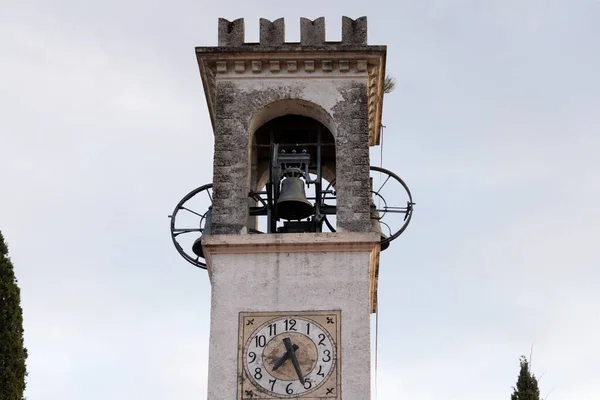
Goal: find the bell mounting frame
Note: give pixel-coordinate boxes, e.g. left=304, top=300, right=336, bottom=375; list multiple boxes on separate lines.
left=169, top=164, right=414, bottom=269
left=322, top=166, right=415, bottom=249
left=168, top=183, right=214, bottom=269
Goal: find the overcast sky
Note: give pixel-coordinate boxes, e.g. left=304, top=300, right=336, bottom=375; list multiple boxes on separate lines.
left=1, top=0, right=599, bottom=399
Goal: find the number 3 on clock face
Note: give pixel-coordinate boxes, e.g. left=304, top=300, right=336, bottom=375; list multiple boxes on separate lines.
left=238, top=311, right=341, bottom=399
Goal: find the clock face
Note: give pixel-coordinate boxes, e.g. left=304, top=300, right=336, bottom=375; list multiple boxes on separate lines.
left=238, top=311, right=341, bottom=399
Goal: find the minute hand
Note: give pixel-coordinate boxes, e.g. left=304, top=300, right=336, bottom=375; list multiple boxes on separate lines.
left=283, top=337, right=305, bottom=385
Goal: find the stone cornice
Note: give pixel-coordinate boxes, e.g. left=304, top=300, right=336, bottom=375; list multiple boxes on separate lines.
left=213, top=59, right=368, bottom=77
left=196, top=46, right=386, bottom=146
left=202, top=231, right=379, bottom=253
left=202, top=232, right=381, bottom=313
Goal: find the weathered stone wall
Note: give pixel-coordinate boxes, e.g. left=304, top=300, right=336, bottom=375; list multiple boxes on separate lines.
left=212, top=89, right=251, bottom=235
left=211, top=76, right=370, bottom=234
left=332, top=81, right=371, bottom=232
left=203, top=232, right=378, bottom=400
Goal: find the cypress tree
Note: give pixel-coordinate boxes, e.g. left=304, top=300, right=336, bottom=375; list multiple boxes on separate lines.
left=511, top=355, right=540, bottom=400
left=0, top=231, right=28, bottom=400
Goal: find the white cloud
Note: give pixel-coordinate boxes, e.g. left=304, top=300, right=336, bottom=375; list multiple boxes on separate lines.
left=1, top=1, right=599, bottom=399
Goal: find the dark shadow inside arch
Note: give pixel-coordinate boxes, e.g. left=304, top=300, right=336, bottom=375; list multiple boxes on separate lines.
left=253, top=115, right=336, bottom=186
left=248, top=114, right=337, bottom=234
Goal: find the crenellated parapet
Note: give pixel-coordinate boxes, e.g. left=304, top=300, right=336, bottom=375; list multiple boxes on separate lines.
left=259, top=18, right=285, bottom=46
left=218, top=16, right=369, bottom=47
left=342, top=16, right=368, bottom=45
left=300, top=17, right=326, bottom=45
left=218, top=18, right=245, bottom=47
left=197, top=17, right=386, bottom=147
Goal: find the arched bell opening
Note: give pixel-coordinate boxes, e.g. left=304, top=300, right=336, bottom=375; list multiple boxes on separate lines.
left=248, top=114, right=337, bottom=234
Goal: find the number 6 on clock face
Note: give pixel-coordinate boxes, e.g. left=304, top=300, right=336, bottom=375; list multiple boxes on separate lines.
left=238, top=311, right=341, bottom=399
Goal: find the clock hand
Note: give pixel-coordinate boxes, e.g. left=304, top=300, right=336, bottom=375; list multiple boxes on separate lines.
left=283, top=337, right=305, bottom=385
left=272, top=344, right=299, bottom=371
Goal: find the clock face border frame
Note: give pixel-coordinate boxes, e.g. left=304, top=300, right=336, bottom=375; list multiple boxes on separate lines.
left=237, top=310, right=342, bottom=400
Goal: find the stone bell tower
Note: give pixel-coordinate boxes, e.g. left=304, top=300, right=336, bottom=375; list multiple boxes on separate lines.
left=169, top=15, right=409, bottom=400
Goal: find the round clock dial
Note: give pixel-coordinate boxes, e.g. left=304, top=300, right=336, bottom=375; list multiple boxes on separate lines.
left=244, top=317, right=336, bottom=397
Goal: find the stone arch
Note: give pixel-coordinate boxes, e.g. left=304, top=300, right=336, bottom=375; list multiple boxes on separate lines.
left=248, top=99, right=338, bottom=191
left=248, top=99, right=337, bottom=140
left=246, top=99, right=338, bottom=231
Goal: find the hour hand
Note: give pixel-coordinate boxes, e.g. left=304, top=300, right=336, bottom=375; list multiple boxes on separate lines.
left=283, top=337, right=305, bottom=385
left=272, top=344, right=299, bottom=371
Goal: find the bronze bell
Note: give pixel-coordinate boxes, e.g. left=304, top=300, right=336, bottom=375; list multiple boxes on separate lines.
left=192, top=207, right=213, bottom=258
left=277, top=177, right=313, bottom=220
